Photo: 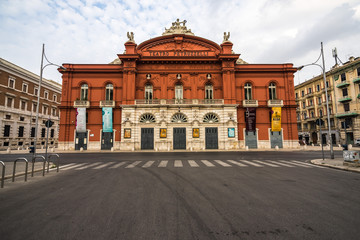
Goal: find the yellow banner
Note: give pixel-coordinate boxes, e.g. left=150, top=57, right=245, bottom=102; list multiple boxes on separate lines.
left=271, top=107, right=281, bottom=131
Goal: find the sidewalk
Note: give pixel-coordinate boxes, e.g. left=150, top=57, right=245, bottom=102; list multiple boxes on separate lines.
left=311, top=158, right=360, bottom=173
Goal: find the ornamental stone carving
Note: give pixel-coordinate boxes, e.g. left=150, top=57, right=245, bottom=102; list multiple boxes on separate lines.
left=162, top=19, right=194, bottom=36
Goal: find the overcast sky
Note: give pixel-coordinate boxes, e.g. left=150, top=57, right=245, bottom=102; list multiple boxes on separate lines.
left=1, top=0, right=360, bottom=85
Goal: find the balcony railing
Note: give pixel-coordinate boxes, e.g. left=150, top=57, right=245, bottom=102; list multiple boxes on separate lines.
left=134, top=99, right=224, bottom=105
left=267, top=99, right=283, bottom=107
left=336, top=81, right=350, bottom=88
left=242, top=99, right=258, bottom=107
left=99, top=100, right=115, bottom=108
left=306, top=92, right=314, bottom=98
left=73, top=100, right=90, bottom=108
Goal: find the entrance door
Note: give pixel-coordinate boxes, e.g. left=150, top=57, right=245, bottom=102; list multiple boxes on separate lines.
left=173, top=128, right=186, bottom=149
left=75, top=132, right=87, bottom=150
left=101, top=132, right=113, bottom=150
left=141, top=128, right=154, bottom=150
left=245, top=131, right=257, bottom=149
left=311, top=132, right=318, bottom=144
left=270, top=130, right=283, bottom=148
left=205, top=127, right=218, bottom=149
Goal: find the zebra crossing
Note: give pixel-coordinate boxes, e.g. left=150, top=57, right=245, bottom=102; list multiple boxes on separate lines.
left=60, top=159, right=323, bottom=171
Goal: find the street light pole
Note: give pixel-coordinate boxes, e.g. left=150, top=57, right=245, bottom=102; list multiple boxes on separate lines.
left=33, top=44, right=65, bottom=160
left=298, top=42, right=334, bottom=159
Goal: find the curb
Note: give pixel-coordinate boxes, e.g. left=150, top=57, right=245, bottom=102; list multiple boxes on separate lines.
left=310, top=159, right=360, bottom=173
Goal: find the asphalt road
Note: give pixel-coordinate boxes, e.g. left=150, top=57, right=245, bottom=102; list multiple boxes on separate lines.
left=0, top=151, right=359, bottom=240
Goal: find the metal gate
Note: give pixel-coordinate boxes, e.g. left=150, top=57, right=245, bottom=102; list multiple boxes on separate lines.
left=205, top=127, right=218, bottom=149
left=101, top=132, right=113, bottom=150
left=75, top=132, right=87, bottom=150
left=245, top=131, right=257, bottom=149
left=270, top=130, right=283, bottom=148
left=141, top=128, right=154, bottom=150
left=173, top=128, right=186, bottom=149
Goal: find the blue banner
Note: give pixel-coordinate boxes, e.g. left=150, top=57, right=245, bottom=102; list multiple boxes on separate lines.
left=102, top=107, right=113, bottom=132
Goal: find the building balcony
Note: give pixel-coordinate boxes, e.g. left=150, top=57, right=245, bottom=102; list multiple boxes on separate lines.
left=335, top=111, right=359, bottom=118
left=73, top=100, right=90, bottom=108
left=99, top=100, right=115, bottom=108
left=353, top=77, right=360, bottom=84
left=305, top=105, right=315, bottom=110
left=267, top=99, right=283, bottom=107
left=242, top=99, right=258, bottom=107
left=336, top=81, right=350, bottom=88
left=338, top=97, right=352, bottom=103
left=306, top=92, right=314, bottom=98
left=134, top=99, right=224, bottom=105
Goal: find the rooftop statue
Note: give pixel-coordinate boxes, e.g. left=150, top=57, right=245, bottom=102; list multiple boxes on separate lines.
left=127, top=32, right=135, bottom=43
left=162, top=19, right=194, bottom=36
left=223, top=32, right=230, bottom=43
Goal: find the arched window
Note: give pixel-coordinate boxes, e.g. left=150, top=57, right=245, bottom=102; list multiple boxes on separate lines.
left=105, top=84, right=113, bottom=101
left=203, top=113, right=219, bottom=123
left=244, top=83, right=252, bottom=100
left=175, top=83, right=183, bottom=100
left=145, top=84, right=153, bottom=102
left=171, top=113, right=188, bottom=122
left=139, top=113, right=156, bottom=123
left=205, top=84, right=213, bottom=99
left=269, top=83, right=277, bottom=100
left=80, top=84, right=88, bottom=100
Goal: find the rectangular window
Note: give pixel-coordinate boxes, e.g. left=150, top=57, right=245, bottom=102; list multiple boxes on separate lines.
left=308, top=88, right=312, bottom=94
left=18, top=126, right=24, bottom=137
left=34, top=87, right=39, bottom=96
left=342, top=88, right=348, bottom=97
left=4, top=125, right=10, bottom=137
left=33, top=102, right=37, bottom=112
left=302, top=101, right=305, bottom=108
left=19, top=116, right=25, bottom=121
left=357, top=67, right=360, bottom=76
left=301, top=90, right=304, bottom=97
left=44, top=91, right=49, bottom=99
left=5, top=114, right=11, bottom=120
left=7, top=97, right=13, bottom=108
left=8, top=77, right=15, bottom=88
left=21, top=100, right=26, bottom=110
left=30, top=127, right=36, bottom=137
left=316, top=85, right=320, bottom=92
left=341, top=73, right=346, bottom=82
left=295, top=93, right=298, bottom=99
left=318, top=97, right=322, bottom=105
left=52, top=108, right=57, bottom=116
left=50, top=129, right=55, bottom=138
left=344, top=103, right=350, bottom=112
left=53, top=94, right=57, bottom=102
left=41, top=128, right=46, bottom=138
left=326, top=81, right=329, bottom=88
left=309, top=99, right=313, bottom=106
left=43, top=106, right=48, bottom=115
left=22, top=83, right=28, bottom=93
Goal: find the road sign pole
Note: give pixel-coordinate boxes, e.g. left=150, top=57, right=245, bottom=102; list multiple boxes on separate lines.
left=319, top=119, right=324, bottom=161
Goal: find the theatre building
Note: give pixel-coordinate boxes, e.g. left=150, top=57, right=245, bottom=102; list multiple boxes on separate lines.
left=58, top=20, right=298, bottom=151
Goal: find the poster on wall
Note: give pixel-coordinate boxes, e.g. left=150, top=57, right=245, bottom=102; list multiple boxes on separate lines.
left=76, top=108, right=86, bottom=132
left=124, top=129, right=131, bottom=138
left=271, top=107, right=282, bottom=131
left=245, top=107, right=256, bottom=132
left=160, top=128, right=167, bottom=138
left=228, top=128, right=235, bottom=138
left=192, top=128, right=200, bottom=138
left=102, top=107, right=113, bottom=132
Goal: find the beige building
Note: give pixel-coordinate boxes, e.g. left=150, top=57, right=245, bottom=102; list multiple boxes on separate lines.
left=0, top=58, right=62, bottom=150
left=295, top=56, right=360, bottom=145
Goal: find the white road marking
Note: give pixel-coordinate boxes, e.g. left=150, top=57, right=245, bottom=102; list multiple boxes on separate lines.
left=227, top=160, right=248, bottom=167
left=76, top=162, right=102, bottom=170
left=59, top=163, right=76, bottom=169
left=240, top=160, right=263, bottom=167
left=174, top=160, right=183, bottom=167
left=291, top=161, right=325, bottom=168
left=142, top=161, right=155, bottom=168
left=188, top=160, right=199, bottom=167
left=214, top=160, right=232, bottom=167
left=125, top=161, right=142, bottom=168
left=93, top=162, right=115, bottom=169
left=201, top=160, right=215, bottom=167
left=253, top=160, right=280, bottom=167
left=269, top=161, right=295, bottom=167
left=62, top=163, right=87, bottom=170
left=158, top=161, right=168, bottom=167
left=109, top=162, right=127, bottom=169
left=286, top=161, right=312, bottom=168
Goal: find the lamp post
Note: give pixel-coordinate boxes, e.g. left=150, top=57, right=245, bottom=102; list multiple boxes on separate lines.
left=33, top=44, right=65, bottom=160
left=298, top=42, right=334, bottom=159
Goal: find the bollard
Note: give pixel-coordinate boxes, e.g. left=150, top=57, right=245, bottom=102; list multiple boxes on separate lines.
left=48, top=154, right=60, bottom=173
left=245, top=146, right=249, bottom=151
left=275, top=146, right=279, bottom=150
left=12, top=158, right=28, bottom=182
left=31, top=155, right=46, bottom=177
left=0, top=161, right=5, bottom=188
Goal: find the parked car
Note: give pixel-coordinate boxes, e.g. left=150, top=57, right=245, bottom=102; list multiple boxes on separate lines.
left=354, top=139, right=360, bottom=146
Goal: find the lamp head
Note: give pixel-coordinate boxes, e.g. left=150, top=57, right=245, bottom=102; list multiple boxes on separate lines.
left=297, top=66, right=304, bottom=71
left=59, top=66, right=66, bottom=70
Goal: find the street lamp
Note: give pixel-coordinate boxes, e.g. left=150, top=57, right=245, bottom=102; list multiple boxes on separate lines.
left=33, top=44, right=65, bottom=160
left=298, top=42, right=334, bottom=159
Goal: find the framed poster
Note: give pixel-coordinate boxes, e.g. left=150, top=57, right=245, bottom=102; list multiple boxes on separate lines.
left=192, top=128, right=200, bottom=138
left=160, top=128, right=167, bottom=138
left=228, top=128, right=235, bottom=138
left=102, top=107, right=113, bottom=133
left=271, top=107, right=282, bottom=132
left=124, top=128, right=131, bottom=138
